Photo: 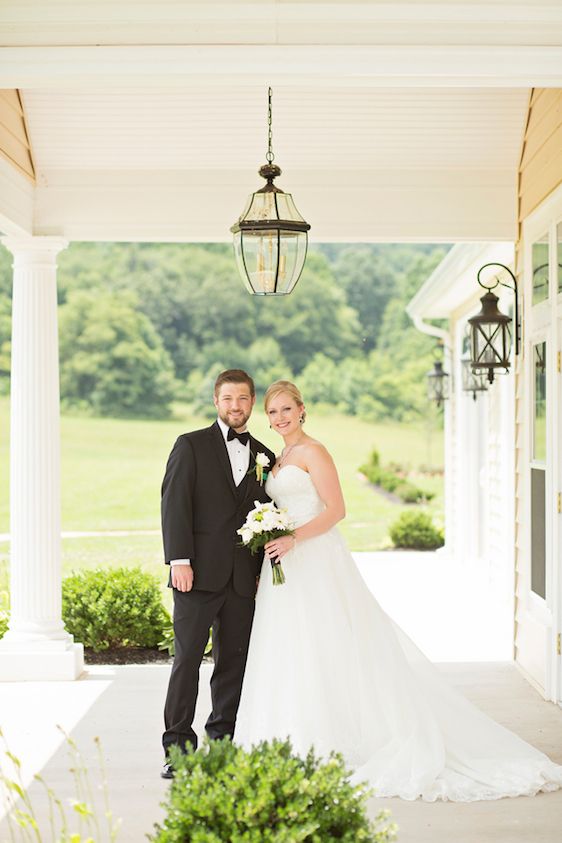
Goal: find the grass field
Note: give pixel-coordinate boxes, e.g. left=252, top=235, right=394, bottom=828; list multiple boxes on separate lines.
left=0, top=397, right=443, bottom=601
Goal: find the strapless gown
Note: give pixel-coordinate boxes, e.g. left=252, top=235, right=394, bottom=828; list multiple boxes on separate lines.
left=234, top=465, right=562, bottom=802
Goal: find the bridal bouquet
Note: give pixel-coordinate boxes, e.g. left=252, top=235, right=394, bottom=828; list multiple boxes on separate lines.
left=237, top=501, right=294, bottom=585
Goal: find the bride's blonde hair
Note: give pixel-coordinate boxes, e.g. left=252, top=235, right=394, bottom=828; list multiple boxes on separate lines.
left=264, top=380, right=307, bottom=423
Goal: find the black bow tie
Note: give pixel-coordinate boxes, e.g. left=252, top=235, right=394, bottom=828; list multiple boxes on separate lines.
left=227, top=428, right=250, bottom=446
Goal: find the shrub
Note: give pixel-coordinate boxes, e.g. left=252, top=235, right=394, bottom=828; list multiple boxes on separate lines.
left=159, top=625, right=212, bottom=659
left=152, top=738, right=397, bottom=843
left=389, top=511, right=444, bottom=550
left=0, top=591, right=8, bottom=640
left=62, top=567, right=170, bottom=652
left=360, top=448, right=434, bottom=503
left=394, top=482, right=427, bottom=504
left=369, top=448, right=381, bottom=468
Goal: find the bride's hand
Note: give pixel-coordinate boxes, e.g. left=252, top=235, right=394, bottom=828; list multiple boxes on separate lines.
left=265, top=534, right=296, bottom=559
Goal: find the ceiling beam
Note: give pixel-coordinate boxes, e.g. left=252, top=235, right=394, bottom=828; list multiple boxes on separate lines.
left=1, top=45, right=562, bottom=89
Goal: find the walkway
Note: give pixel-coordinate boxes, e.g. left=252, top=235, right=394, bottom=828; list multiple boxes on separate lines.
left=1, top=552, right=560, bottom=842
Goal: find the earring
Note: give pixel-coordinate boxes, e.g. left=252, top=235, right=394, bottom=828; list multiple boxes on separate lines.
left=299, top=417, right=304, bottom=424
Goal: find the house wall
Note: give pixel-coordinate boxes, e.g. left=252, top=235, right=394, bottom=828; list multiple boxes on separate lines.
left=514, top=88, right=562, bottom=696
left=0, top=90, right=35, bottom=182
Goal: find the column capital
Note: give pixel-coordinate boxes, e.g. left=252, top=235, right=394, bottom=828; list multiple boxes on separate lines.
left=1, top=235, right=69, bottom=266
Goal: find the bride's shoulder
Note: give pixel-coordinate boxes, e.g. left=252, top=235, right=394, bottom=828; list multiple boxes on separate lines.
left=300, top=439, right=334, bottom=465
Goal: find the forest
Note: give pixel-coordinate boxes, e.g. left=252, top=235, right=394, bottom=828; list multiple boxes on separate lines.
left=0, top=241, right=449, bottom=422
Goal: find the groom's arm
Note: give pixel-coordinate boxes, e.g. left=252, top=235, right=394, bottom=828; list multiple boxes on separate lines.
left=161, top=435, right=197, bottom=565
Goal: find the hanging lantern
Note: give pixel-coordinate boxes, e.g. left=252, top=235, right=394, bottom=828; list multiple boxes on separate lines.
left=231, top=88, right=310, bottom=295
left=427, top=359, right=449, bottom=408
left=468, top=262, right=520, bottom=384
left=461, top=358, right=488, bottom=400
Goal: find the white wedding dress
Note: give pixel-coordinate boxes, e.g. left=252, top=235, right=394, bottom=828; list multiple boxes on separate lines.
left=235, top=465, right=562, bottom=802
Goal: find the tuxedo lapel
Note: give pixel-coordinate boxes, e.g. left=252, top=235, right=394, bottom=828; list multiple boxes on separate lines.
left=243, top=435, right=266, bottom=502
left=210, top=421, right=237, bottom=499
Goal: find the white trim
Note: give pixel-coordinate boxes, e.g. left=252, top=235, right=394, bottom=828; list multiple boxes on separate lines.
left=407, top=242, right=515, bottom=319
left=31, top=169, right=519, bottom=244
left=520, top=182, right=562, bottom=702
left=1, top=45, right=562, bottom=89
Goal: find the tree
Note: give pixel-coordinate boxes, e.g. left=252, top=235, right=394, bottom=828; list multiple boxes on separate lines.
left=58, top=289, right=176, bottom=418
left=333, top=248, right=395, bottom=351
left=256, top=252, right=362, bottom=373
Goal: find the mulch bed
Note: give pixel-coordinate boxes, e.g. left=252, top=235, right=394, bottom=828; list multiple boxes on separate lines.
left=84, top=647, right=173, bottom=665
left=84, top=648, right=214, bottom=665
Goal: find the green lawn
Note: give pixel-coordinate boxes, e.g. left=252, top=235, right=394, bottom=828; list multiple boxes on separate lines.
left=0, top=397, right=443, bottom=595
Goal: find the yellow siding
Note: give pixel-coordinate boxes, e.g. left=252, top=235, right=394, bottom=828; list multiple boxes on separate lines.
left=0, top=89, right=35, bottom=182
left=518, top=89, right=562, bottom=221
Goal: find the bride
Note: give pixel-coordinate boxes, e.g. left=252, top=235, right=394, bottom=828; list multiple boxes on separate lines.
left=235, top=380, right=562, bottom=802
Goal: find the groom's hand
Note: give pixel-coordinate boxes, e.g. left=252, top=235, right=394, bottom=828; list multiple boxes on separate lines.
left=171, top=564, right=194, bottom=592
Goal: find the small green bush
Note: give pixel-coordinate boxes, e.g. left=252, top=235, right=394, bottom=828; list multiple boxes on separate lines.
left=394, top=482, right=425, bottom=504
left=369, top=448, right=381, bottom=468
left=360, top=449, right=433, bottom=503
left=62, top=566, right=170, bottom=652
left=389, top=511, right=444, bottom=550
left=0, top=592, right=9, bottom=640
left=159, top=625, right=212, bottom=659
left=152, top=738, right=397, bottom=843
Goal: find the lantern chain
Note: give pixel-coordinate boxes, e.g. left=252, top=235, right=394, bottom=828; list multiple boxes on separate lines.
left=266, top=87, right=274, bottom=164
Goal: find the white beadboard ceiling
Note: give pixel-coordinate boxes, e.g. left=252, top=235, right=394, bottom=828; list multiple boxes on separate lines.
left=0, top=0, right=560, bottom=242
left=22, top=87, right=528, bottom=173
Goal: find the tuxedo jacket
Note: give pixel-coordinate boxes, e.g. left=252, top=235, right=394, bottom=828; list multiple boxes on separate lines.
left=161, top=421, right=276, bottom=598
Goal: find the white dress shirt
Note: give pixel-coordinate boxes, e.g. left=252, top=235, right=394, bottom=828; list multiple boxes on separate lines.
left=170, top=417, right=251, bottom=567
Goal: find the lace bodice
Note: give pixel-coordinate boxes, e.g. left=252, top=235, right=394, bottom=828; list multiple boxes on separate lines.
left=265, top=464, right=326, bottom=528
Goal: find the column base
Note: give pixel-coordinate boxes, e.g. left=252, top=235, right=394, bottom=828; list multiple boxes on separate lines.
left=0, top=640, right=84, bottom=681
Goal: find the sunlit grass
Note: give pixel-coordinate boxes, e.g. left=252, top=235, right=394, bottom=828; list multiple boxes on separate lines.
left=0, top=397, right=443, bottom=566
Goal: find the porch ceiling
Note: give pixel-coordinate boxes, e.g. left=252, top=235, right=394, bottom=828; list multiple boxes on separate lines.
left=1, top=1, right=561, bottom=244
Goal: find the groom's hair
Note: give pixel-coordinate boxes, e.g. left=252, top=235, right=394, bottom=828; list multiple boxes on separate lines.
left=214, top=369, right=255, bottom=397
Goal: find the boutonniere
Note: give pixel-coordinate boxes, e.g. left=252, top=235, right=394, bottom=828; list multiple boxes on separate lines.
left=250, top=452, right=270, bottom=485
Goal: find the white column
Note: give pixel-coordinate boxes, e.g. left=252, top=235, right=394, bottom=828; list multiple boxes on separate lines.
left=0, top=236, right=84, bottom=680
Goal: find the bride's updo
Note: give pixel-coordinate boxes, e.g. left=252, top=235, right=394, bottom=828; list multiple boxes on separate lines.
left=264, top=380, right=307, bottom=423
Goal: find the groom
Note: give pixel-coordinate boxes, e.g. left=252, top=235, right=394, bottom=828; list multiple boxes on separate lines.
left=160, top=368, right=275, bottom=777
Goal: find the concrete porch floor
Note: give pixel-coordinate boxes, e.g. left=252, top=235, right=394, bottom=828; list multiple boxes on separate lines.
left=1, top=662, right=562, bottom=843
left=1, top=552, right=561, bottom=842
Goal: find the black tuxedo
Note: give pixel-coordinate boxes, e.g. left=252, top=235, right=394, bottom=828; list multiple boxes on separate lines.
left=161, top=421, right=275, bottom=753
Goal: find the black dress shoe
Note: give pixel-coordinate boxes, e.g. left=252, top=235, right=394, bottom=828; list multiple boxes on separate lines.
left=160, top=761, right=175, bottom=779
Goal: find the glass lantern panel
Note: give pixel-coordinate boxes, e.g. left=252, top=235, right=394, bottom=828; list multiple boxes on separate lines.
left=275, top=193, right=307, bottom=223
left=462, top=361, right=481, bottom=392
left=246, top=192, right=278, bottom=221
left=533, top=341, right=547, bottom=462
left=236, top=193, right=254, bottom=224
left=276, top=230, right=308, bottom=294
left=232, top=231, right=254, bottom=295
left=426, top=376, right=437, bottom=401
left=532, top=233, right=549, bottom=305
left=474, top=324, right=499, bottom=365
left=427, top=372, right=448, bottom=402
left=244, top=231, right=280, bottom=293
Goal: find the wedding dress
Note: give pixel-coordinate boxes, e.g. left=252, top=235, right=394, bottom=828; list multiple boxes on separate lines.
left=235, top=464, right=562, bottom=802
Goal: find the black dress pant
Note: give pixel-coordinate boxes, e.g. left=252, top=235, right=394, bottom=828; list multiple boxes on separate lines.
left=162, top=577, right=255, bottom=753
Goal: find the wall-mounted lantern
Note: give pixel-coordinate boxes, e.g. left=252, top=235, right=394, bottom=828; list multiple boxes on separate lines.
left=468, top=262, right=520, bottom=384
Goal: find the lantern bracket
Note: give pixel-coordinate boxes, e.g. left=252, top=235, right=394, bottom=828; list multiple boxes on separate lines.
left=476, top=262, right=520, bottom=356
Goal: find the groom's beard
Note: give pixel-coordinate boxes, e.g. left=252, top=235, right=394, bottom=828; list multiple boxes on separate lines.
left=218, top=408, right=252, bottom=432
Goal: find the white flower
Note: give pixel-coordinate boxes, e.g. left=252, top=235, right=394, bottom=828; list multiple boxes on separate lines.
left=240, top=527, right=254, bottom=543
left=256, top=452, right=270, bottom=468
